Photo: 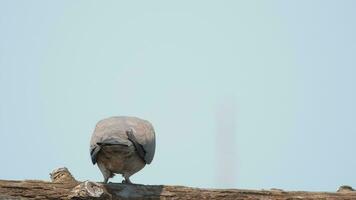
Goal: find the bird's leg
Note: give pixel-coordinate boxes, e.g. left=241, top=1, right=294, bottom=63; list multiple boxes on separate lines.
left=122, top=178, right=132, bottom=184
left=122, top=174, right=133, bottom=184
left=97, top=161, right=113, bottom=184
left=103, top=177, right=109, bottom=184
left=103, top=172, right=115, bottom=184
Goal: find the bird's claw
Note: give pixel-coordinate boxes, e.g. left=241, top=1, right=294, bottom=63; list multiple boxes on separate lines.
left=122, top=179, right=133, bottom=184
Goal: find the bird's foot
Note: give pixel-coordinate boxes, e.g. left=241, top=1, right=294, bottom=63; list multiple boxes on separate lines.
left=122, top=179, right=133, bottom=184
left=103, top=178, right=109, bottom=184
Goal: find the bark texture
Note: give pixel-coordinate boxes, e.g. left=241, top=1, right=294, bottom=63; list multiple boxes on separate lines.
left=0, top=168, right=355, bottom=200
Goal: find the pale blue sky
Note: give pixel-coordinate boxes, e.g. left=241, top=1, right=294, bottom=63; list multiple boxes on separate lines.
left=0, top=0, right=355, bottom=191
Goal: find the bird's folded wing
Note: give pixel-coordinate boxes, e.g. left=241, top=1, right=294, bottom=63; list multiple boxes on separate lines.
left=126, top=129, right=146, bottom=162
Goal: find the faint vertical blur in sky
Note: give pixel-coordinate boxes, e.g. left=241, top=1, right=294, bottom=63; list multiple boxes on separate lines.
left=215, top=96, right=237, bottom=187
left=0, top=0, right=356, bottom=191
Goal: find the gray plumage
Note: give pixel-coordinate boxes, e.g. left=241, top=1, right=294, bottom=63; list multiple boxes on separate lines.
left=90, top=116, right=156, bottom=184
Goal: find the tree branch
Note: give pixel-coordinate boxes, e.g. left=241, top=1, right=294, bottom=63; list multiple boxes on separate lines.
left=0, top=167, right=355, bottom=199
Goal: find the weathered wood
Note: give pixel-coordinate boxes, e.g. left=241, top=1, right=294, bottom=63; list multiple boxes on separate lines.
left=0, top=168, right=355, bottom=200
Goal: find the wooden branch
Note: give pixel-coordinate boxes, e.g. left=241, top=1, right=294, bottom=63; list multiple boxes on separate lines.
left=0, top=168, right=355, bottom=200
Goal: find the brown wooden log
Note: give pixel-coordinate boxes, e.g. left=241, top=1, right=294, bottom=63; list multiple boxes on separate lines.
left=0, top=167, right=355, bottom=200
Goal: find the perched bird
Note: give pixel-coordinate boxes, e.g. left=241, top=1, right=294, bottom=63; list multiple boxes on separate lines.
left=90, top=116, right=156, bottom=184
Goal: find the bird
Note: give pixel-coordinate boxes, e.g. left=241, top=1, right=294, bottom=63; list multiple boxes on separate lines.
left=90, top=116, right=156, bottom=184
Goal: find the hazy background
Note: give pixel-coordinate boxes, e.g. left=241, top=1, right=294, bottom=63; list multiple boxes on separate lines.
left=1, top=0, right=355, bottom=191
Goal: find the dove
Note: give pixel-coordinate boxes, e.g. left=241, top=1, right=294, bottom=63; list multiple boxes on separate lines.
left=90, top=116, right=156, bottom=184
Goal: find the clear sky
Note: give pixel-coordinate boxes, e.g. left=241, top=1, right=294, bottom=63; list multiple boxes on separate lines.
left=0, top=0, right=355, bottom=191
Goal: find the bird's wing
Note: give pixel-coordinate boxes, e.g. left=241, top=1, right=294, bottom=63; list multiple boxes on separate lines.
left=129, top=119, right=156, bottom=164
left=142, top=122, right=156, bottom=164
left=90, top=145, right=101, bottom=164
left=126, top=129, right=146, bottom=162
